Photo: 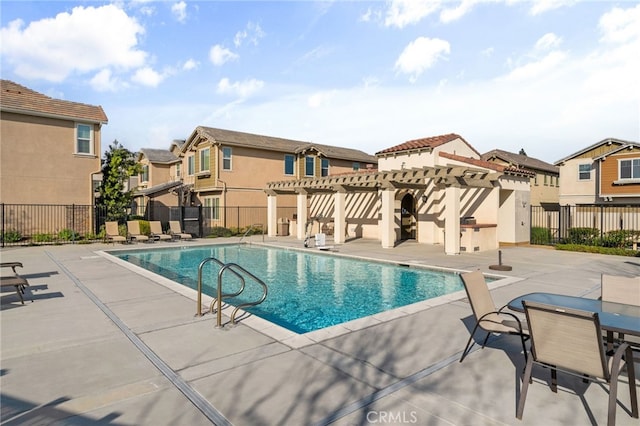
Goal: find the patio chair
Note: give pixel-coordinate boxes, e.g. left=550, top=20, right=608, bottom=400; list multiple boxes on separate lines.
left=149, top=221, right=172, bottom=241
left=1, top=262, right=30, bottom=304
left=600, top=274, right=640, bottom=355
left=169, top=221, right=192, bottom=240
left=126, top=221, right=149, bottom=242
left=459, top=270, right=529, bottom=363
left=105, top=221, right=127, bottom=243
left=517, top=300, right=638, bottom=426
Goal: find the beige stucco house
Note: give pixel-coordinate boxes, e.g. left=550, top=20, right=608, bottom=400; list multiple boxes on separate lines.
left=555, top=138, right=640, bottom=206
left=481, top=149, right=559, bottom=207
left=134, top=126, right=377, bottom=232
left=266, top=133, right=533, bottom=254
left=0, top=80, right=108, bottom=206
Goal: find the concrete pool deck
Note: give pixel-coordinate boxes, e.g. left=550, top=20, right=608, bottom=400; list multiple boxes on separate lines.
left=1, top=237, right=639, bottom=425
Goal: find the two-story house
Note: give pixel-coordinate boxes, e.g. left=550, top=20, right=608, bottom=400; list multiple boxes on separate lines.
left=135, top=126, right=377, bottom=233
left=0, top=80, right=108, bottom=205
left=481, top=149, right=559, bottom=208
left=555, top=138, right=640, bottom=206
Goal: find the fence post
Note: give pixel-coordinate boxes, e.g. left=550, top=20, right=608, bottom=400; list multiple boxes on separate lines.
left=1, top=203, right=4, bottom=248
left=600, top=205, right=604, bottom=239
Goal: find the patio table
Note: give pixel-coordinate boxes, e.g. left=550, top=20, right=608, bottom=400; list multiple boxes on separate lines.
left=508, top=292, right=640, bottom=339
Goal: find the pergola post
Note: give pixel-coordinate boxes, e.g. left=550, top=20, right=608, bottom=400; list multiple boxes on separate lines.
left=296, top=190, right=308, bottom=240
left=266, top=191, right=277, bottom=237
left=444, top=184, right=461, bottom=255
left=333, top=187, right=346, bottom=244
left=380, top=187, right=395, bottom=248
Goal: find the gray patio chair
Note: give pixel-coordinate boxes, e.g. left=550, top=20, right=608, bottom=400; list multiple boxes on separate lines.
left=459, top=270, right=529, bottom=363
left=1, top=262, right=30, bottom=304
left=127, top=221, right=149, bottom=242
left=149, top=221, right=172, bottom=241
left=517, top=300, right=638, bottom=426
left=105, top=221, right=127, bottom=243
left=601, top=274, right=640, bottom=355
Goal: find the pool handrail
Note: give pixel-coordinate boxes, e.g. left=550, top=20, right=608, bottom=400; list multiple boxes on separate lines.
left=216, top=262, right=268, bottom=328
left=239, top=223, right=264, bottom=244
left=196, top=257, right=245, bottom=317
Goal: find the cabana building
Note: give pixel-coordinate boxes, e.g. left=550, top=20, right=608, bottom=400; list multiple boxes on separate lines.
left=265, top=134, right=533, bottom=255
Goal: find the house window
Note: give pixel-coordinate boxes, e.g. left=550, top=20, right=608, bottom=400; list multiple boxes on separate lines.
left=204, top=197, right=220, bottom=220
left=352, top=162, right=360, bottom=171
left=284, top=154, right=294, bottom=175
left=200, top=148, right=210, bottom=172
left=533, top=175, right=538, bottom=186
left=76, top=123, right=92, bottom=154
left=543, top=175, right=548, bottom=186
left=620, top=158, right=640, bottom=180
left=578, top=164, right=591, bottom=180
left=187, top=155, right=195, bottom=176
left=175, top=163, right=181, bottom=179
left=140, top=165, right=149, bottom=183
left=222, top=147, right=232, bottom=171
left=305, top=156, right=315, bottom=177
left=321, top=158, right=329, bottom=177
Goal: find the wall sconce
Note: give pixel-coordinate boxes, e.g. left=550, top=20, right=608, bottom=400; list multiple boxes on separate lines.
left=422, top=195, right=428, bottom=203
left=522, top=201, right=527, bottom=208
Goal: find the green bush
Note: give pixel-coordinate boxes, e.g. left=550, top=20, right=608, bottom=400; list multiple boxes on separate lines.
left=138, top=220, right=151, bottom=236
left=58, top=228, right=80, bottom=241
left=208, top=226, right=233, bottom=238
left=556, top=244, right=640, bottom=257
left=565, top=227, right=599, bottom=245
left=32, top=233, right=55, bottom=242
left=1, top=229, right=22, bottom=243
left=531, top=227, right=551, bottom=244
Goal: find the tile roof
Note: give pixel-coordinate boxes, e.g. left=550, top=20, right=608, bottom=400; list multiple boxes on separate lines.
left=191, top=126, right=378, bottom=164
left=0, top=80, right=108, bottom=123
left=139, top=148, right=180, bottom=164
left=439, top=152, right=536, bottom=177
left=481, top=149, right=559, bottom=174
left=375, top=133, right=479, bottom=156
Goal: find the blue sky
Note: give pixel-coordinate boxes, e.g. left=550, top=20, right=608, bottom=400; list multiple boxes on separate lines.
left=1, top=1, right=638, bottom=163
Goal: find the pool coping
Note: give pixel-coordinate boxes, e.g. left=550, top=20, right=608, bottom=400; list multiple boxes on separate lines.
left=96, top=242, right=524, bottom=349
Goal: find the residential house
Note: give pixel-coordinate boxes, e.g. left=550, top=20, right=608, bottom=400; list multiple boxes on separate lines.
left=266, top=133, right=534, bottom=254
left=555, top=138, right=640, bottom=206
left=135, top=126, right=377, bottom=233
left=481, top=149, right=559, bottom=208
left=0, top=79, right=107, bottom=238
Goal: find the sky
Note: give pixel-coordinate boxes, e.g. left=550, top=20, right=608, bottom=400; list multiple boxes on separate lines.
left=1, top=0, right=639, bottom=164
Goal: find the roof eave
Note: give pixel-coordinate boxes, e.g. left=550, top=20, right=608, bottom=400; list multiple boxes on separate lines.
left=0, top=106, right=108, bottom=125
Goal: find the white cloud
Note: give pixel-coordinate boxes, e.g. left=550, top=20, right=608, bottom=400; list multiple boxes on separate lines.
left=0, top=4, right=147, bottom=82
left=217, top=77, right=264, bottom=98
left=132, top=67, right=165, bottom=87
left=385, top=0, right=441, bottom=28
left=501, top=50, right=566, bottom=81
left=440, top=0, right=479, bottom=24
left=394, top=37, right=450, bottom=82
left=171, top=1, right=187, bottom=24
left=308, top=91, right=337, bottom=108
left=234, top=22, right=265, bottom=48
left=182, top=59, right=199, bottom=71
left=535, top=33, right=562, bottom=51
left=529, top=0, right=577, bottom=16
left=598, top=4, right=640, bottom=44
left=481, top=47, right=494, bottom=58
left=90, top=69, right=123, bottom=92
left=209, top=44, right=238, bottom=66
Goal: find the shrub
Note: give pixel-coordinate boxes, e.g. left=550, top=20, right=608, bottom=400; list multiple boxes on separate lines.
left=138, top=220, right=151, bottom=236
left=531, top=227, right=551, bottom=245
left=556, top=244, right=640, bottom=257
left=32, top=233, right=55, bottom=242
left=2, top=229, right=22, bottom=243
left=58, top=228, right=80, bottom=241
left=208, top=226, right=233, bottom=238
left=565, top=227, right=599, bottom=245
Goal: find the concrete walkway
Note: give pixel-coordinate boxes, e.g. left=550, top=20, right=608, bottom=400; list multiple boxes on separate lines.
left=1, top=237, right=638, bottom=425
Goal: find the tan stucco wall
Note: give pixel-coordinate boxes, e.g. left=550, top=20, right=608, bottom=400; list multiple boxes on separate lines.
left=530, top=171, right=559, bottom=205
left=558, top=158, right=597, bottom=205
left=377, top=139, right=478, bottom=171
left=0, top=112, right=101, bottom=205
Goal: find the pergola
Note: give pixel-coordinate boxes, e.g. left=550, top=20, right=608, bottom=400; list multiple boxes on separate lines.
left=265, top=165, right=502, bottom=253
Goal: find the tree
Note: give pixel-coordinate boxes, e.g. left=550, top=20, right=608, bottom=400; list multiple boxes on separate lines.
left=97, top=140, right=141, bottom=222
left=519, top=148, right=527, bottom=156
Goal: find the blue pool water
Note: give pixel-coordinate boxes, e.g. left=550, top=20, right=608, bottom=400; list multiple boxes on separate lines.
left=111, top=244, right=469, bottom=333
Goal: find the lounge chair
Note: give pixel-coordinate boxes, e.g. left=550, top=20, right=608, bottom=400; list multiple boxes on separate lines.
left=459, top=270, right=529, bottom=363
left=169, top=221, right=192, bottom=240
left=105, top=221, right=127, bottom=243
left=1, top=262, right=30, bottom=304
left=517, top=300, right=638, bottom=426
left=127, top=221, right=149, bottom=242
left=150, top=221, right=172, bottom=241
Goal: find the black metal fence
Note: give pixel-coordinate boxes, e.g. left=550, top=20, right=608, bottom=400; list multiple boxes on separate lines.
left=531, top=204, right=640, bottom=246
left=1, top=203, right=299, bottom=247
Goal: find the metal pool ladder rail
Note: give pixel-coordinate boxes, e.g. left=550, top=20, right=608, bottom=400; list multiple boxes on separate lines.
left=238, top=223, right=264, bottom=243
left=196, top=257, right=268, bottom=328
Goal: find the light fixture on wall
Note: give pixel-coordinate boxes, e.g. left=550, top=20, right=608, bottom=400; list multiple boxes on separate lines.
left=522, top=201, right=527, bottom=208
left=422, top=195, right=428, bottom=203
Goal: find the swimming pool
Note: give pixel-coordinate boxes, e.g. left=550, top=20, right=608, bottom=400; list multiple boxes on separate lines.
left=111, top=244, right=472, bottom=333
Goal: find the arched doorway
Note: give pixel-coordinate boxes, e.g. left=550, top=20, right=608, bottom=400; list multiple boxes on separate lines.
left=400, top=193, right=416, bottom=240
